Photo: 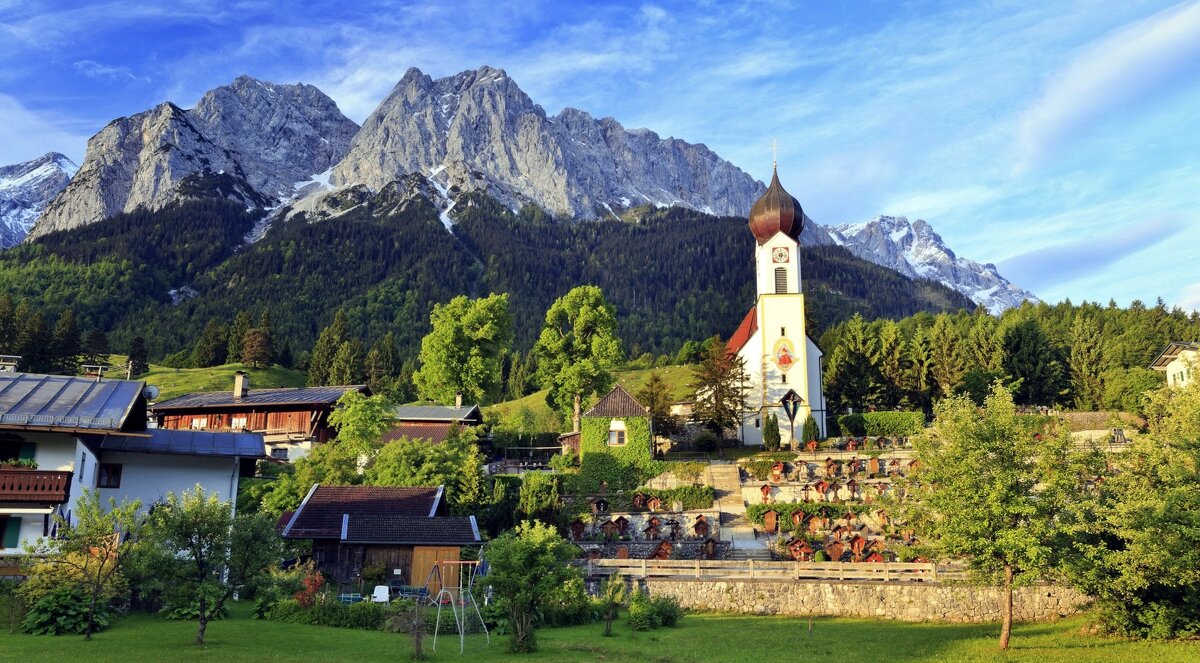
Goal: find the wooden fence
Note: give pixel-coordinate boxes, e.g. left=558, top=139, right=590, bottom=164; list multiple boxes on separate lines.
left=579, top=558, right=968, bottom=583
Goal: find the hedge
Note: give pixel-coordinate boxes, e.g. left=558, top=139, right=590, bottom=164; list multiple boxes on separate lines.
left=836, top=411, right=924, bottom=437
left=745, top=503, right=878, bottom=531
left=634, top=485, right=716, bottom=510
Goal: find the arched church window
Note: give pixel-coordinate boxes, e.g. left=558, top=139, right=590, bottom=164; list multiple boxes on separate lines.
left=608, top=420, right=627, bottom=446
left=774, top=268, right=787, bottom=294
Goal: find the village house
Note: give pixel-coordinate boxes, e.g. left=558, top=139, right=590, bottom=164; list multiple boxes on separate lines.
left=279, top=484, right=480, bottom=593
left=382, top=400, right=483, bottom=445
left=579, top=385, right=652, bottom=462
left=1, top=371, right=264, bottom=558
left=1150, top=341, right=1198, bottom=388
left=151, top=372, right=366, bottom=461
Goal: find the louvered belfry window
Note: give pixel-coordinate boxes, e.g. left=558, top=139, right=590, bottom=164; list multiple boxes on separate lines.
left=775, top=267, right=787, bottom=294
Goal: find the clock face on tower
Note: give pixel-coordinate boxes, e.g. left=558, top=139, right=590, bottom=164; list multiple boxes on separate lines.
left=772, top=247, right=790, bottom=263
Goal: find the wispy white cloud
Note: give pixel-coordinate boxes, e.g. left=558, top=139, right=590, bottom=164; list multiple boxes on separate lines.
left=73, top=59, right=147, bottom=83
left=1014, top=0, right=1200, bottom=170
left=997, top=215, right=1186, bottom=292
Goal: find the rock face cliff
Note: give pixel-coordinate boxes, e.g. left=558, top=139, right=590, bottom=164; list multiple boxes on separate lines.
left=0, top=152, right=76, bottom=247
left=827, top=215, right=1036, bottom=313
left=331, top=66, right=765, bottom=219
left=27, top=77, right=357, bottom=240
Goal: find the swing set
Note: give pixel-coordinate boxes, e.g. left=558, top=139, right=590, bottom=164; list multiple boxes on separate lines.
left=423, top=559, right=490, bottom=654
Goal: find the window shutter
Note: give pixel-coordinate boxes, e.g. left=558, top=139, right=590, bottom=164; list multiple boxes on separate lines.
left=774, top=268, right=787, bottom=294
left=18, top=443, right=35, bottom=460
left=2, top=517, right=21, bottom=549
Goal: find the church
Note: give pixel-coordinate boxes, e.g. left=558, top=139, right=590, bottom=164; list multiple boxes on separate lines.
left=726, top=166, right=827, bottom=445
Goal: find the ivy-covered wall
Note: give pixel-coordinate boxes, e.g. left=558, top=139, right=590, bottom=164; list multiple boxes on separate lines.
left=578, top=415, right=655, bottom=492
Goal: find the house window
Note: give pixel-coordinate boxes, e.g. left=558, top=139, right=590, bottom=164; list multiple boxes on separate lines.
left=78, top=452, right=86, bottom=482
left=754, top=418, right=760, bottom=428
left=231, top=416, right=248, bottom=430
left=608, top=420, right=627, bottom=446
left=270, top=448, right=290, bottom=460
left=98, top=463, right=122, bottom=489
left=189, top=417, right=209, bottom=430
left=774, top=268, right=787, bottom=294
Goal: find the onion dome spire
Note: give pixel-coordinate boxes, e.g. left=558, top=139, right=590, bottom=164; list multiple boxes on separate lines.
left=748, top=166, right=803, bottom=244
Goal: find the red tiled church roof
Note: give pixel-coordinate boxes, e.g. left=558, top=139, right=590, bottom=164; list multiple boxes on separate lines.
left=726, top=307, right=758, bottom=354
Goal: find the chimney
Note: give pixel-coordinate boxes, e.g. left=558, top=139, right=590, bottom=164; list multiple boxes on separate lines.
left=233, top=371, right=249, bottom=399
left=455, top=393, right=463, bottom=408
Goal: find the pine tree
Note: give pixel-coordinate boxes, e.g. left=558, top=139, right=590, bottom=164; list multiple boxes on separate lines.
left=762, top=413, right=781, bottom=451
left=968, top=316, right=1005, bottom=372
left=876, top=320, right=906, bottom=408
left=16, top=307, right=50, bottom=373
left=128, top=336, right=150, bottom=377
left=0, top=294, right=15, bottom=354
left=689, top=335, right=747, bottom=435
left=276, top=340, right=294, bottom=370
left=226, top=311, right=252, bottom=364
left=824, top=314, right=882, bottom=412
left=81, top=329, right=110, bottom=368
left=327, top=339, right=364, bottom=386
left=1002, top=319, right=1064, bottom=406
left=242, top=328, right=273, bottom=369
left=637, top=369, right=679, bottom=437
left=929, top=314, right=965, bottom=399
left=51, top=309, right=82, bottom=374
left=908, top=325, right=934, bottom=412
left=1068, top=313, right=1105, bottom=411
left=257, top=310, right=274, bottom=357
left=364, top=332, right=399, bottom=396
left=308, top=310, right=350, bottom=386
left=191, top=320, right=227, bottom=368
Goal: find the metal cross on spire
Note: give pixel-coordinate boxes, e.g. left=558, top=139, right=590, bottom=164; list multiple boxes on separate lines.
left=770, top=138, right=779, bottom=168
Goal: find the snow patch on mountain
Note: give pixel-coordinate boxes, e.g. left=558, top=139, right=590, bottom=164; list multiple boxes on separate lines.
left=0, top=152, right=77, bottom=247
left=825, top=215, right=1036, bottom=313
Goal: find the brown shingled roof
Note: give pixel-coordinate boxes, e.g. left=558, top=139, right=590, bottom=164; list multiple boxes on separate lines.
left=584, top=385, right=648, bottom=418
left=282, top=485, right=443, bottom=539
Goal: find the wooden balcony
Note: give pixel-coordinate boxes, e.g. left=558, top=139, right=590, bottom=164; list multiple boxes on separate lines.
left=0, top=469, right=73, bottom=503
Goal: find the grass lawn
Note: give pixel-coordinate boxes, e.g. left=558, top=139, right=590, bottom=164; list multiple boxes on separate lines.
left=141, top=362, right=307, bottom=401
left=0, top=603, right=1194, bottom=662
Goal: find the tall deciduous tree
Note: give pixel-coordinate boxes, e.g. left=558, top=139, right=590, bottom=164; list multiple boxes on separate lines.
left=1064, top=374, right=1200, bottom=638
left=690, top=335, right=747, bottom=436
left=139, top=487, right=282, bottom=645
left=327, top=391, right=396, bottom=455
left=533, top=286, right=623, bottom=432
left=484, top=521, right=579, bottom=653
left=901, top=385, right=1093, bottom=650
left=413, top=293, right=513, bottom=406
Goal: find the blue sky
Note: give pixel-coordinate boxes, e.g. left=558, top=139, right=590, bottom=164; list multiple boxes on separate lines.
left=2, top=0, right=1199, bottom=312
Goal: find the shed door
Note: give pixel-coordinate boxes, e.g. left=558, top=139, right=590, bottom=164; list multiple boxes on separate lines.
left=411, top=546, right=461, bottom=595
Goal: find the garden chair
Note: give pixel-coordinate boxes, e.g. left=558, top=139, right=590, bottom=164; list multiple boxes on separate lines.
left=371, top=585, right=390, bottom=604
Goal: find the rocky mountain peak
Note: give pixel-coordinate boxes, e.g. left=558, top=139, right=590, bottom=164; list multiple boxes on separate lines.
left=0, top=152, right=78, bottom=247
left=331, top=65, right=763, bottom=219
left=25, top=76, right=358, bottom=242
left=827, top=214, right=1035, bottom=313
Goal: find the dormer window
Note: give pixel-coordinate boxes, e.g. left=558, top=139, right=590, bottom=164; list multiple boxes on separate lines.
left=608, top=420, right=627, bottom=446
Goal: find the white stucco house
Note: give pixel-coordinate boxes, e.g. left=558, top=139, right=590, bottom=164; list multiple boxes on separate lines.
left=1, top=372, right=264, bottom=556
left=1150, top=342, right=1198, bottom=389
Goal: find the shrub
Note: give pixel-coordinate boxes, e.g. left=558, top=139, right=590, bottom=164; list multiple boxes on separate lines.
left=634, top=485, right=716, bottom=510
left=627, top=590, right=661, bottom=631
left=669, top=461, right=706, bottom=485
left=21, top=586, right=111, bottom=636
left=651, top=595, right=684, bottom=627
left=693, top=430, right=719, bottom=452
left=838, top=411, right=924, bottom=437
left=743, top=459, right=776, bottom=481
left=548, top=453, right=577, bottom=472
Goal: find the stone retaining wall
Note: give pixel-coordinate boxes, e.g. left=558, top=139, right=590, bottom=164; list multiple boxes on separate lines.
left=646, top=579, right=1089, bottom=623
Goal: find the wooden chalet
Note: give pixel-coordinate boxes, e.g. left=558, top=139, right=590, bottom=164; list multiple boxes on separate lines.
left=280, top=484, right=480, bottom=592
left=151, top=372, right=367, bottom=461
left=384, top=401, right=484, bottom=445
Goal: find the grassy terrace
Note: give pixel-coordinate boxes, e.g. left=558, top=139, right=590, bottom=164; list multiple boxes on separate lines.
left=0, top=604, right=1194, bottom=662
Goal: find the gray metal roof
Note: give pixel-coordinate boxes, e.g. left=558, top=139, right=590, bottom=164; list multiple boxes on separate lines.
left=394, top=404, right=482, bottom=423
left=152, top=385, right=367, bottom=411
left=0, top=372, right=144, bottom=431
left=98, top=428, right=265, bottom=458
